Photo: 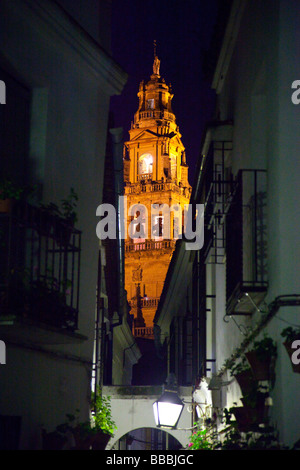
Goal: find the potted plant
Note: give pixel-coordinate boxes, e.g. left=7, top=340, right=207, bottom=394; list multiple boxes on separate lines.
left=230, top=357, right=255, bottom=397
left=37, top=188, right=78, bottom=245
left=48, top=188, right=78, bottom=245
left=281, top=327, right=300, bottom=373
left=224, top=397, right=269, bottom=434
left=187, top=426, right=215, bottom=450
left=43, top=390, right=116, bottom=450
left=245, top=334, right=277, bottom=382
left=0, top=180, right=25, bottom=212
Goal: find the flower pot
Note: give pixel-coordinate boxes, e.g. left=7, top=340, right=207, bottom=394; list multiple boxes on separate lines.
left=90, top=431, right=111, bottom=450
left=283, top=340, right=300, bottom=373
left=35, top=208, right=56, bottom=237
left=55, top=219, right=74, bottom=247
left=42, top=430, right=67, bottom=450
left=234, top=369, right=255, bottom=397
left=245, top=351, right=275, bottom=381
left=73, top=430, right=111, bottom=450
left=0, top=198, right=13, bottom=213
left=232, top=404, right=269, bottom=432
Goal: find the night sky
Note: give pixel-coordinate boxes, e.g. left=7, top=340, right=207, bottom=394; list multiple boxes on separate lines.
left=110, top=0, right=219, bottom=183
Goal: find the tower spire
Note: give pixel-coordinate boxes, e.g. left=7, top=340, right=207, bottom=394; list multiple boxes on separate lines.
left=153, top=39, right=160, bottom=76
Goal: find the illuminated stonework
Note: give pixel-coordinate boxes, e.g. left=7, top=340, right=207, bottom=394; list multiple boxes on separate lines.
left=124, top=56, right=191, bottom=336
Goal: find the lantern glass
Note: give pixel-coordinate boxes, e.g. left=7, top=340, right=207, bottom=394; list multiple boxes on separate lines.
left=153, top=390, right=184, bottom=429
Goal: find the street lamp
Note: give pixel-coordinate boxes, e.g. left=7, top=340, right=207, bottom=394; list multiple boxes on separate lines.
left=153, top=374, right=184, bottom=429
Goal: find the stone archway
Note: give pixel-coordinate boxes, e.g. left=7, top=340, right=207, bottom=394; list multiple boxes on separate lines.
left=103, top=385, right=193, bottom=450
left=112, top=427, right=183, bottom=450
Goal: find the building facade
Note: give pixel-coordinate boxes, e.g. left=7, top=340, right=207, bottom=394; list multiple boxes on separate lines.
left=123, top=56, right=191, bottom=335
left=0, top=0, right=138, bottom=450
left=155, top=0, right=300, bottom=449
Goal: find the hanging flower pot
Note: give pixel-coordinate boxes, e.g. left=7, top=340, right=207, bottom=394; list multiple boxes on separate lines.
left=234, top=368, right=256, bottom=397
left=232, top=403, right=269, bottom=432
left=245, top=335, right=277, bottom=382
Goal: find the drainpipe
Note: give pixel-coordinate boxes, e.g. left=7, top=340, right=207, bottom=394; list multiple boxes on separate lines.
left=109, top=127, right=125, bottom=329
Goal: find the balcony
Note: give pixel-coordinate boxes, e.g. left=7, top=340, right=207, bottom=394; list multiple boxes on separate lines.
left=125, top=239, right=176, bottom=253
left=133, top=326, right=154, bottom=339
left=129, top=297, right=159, bottom=309
left=125, top=180, right=191, bottom=198
left=225, top=170, right=268, bottom=316
left=137, top=173, right=152, bottom=182
left=0, top=201, right=84, bottom=343
left=135, top=110, right=175, bottom=123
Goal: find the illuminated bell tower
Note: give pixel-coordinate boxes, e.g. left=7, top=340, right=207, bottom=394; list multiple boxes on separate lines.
left=124, top=55, right=191, bottom=337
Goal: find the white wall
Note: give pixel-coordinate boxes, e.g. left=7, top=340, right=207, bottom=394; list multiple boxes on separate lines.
left=0, top=0, right=126, bottom=448
left=213, top=0, right=300, bottom=447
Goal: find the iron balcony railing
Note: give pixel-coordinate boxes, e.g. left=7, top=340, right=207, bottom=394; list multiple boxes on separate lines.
left=225, top=169, right=268, bottom=315
left=0, top=201, right=81, bottom=331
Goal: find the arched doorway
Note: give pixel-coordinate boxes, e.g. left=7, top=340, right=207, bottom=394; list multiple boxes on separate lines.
left=111, top=427, right=183, bottom=451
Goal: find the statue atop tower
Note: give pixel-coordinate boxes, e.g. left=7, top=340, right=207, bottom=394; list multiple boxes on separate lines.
left=153, top=55, right=160, bottom=76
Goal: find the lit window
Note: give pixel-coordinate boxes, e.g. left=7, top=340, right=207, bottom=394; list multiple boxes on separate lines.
left=147, top=99, right=154, bottom=109
left=139, top=153, right=153, bottom=175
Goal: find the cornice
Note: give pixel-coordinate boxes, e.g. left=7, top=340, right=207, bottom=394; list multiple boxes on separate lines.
left=21, top=0, right=127, bottom=95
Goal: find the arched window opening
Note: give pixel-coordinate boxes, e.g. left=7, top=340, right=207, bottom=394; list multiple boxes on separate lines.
left=138, top=153, right=153, bottom=179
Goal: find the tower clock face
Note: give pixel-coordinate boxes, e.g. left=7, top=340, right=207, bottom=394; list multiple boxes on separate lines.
left=139, top=153, right=153, bottom=175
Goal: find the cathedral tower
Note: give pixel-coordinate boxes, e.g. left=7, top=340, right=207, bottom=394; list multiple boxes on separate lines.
left=124, top=55, right=191, bottom=337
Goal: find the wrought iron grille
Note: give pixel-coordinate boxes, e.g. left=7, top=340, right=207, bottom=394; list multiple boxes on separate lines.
left=0, top=201, right=81, bottom=331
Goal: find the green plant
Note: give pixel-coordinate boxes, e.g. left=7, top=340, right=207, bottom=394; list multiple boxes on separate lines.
left=187, top=425, right=215, bottom=450
left=249, top=333, right=277, bottom=360
left=39, top=188, right=78, bottom=225
left=0, top=180, right=36, bottom=200
left=51, top=391, right=116, bottom=449
left=0, top=179, right=24, bottom=200
left=219, top=408, right=285, bottom=449
left=230, top=356, right=251, bottom=376
left=60, top=187, right=78, bottom=224
left=241, top=383, right=269, bottom=409
left=281, top=326, right=300, bottom=342
left=91, top=389, right=117, bottom=436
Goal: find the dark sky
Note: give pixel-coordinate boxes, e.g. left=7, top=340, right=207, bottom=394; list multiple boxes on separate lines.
left=110, top=0, right=219, bottom=183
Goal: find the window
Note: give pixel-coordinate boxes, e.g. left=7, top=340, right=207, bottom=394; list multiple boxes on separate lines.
left=131, top=207, right=147, bottom=243
left=147, top=99, right=154, bottom=109
left=170, top=154, right=177, bottom=179
left=138, top=153, right=153, bottom=175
